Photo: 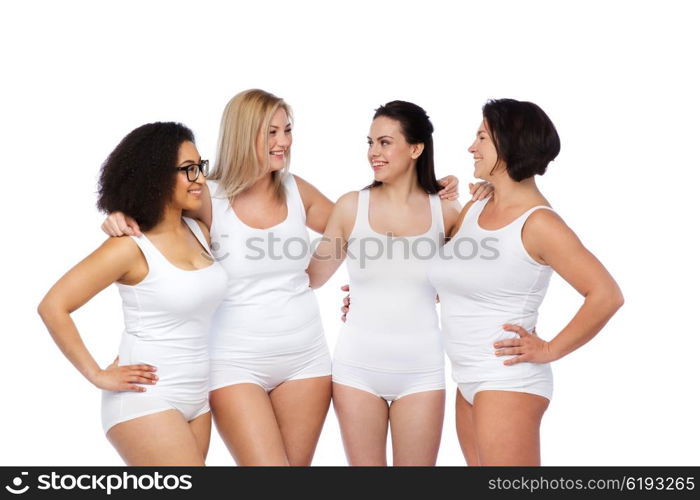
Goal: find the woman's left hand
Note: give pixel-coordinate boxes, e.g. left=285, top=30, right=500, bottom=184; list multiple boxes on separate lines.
left=494, top=324, right=553, bottom=365
left=437, top=175, right=459, bottom=200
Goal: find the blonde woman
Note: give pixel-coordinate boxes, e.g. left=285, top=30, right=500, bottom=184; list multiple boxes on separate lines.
left=102, top=90, right=468, bottom=465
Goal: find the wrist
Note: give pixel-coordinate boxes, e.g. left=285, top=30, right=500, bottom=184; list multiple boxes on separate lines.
left=84, top=365, right=102, bottom=386
left=545, top=340, right=565, bottom=362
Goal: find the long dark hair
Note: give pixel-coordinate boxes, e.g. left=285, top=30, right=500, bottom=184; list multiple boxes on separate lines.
left=366, top=100, right=441, bottom=194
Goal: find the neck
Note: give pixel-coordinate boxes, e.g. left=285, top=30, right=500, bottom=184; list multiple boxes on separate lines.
left=243, top=172, right=276, bottom=197
left=149, top=206, right=184, bottom=235
left=487, top=173, right=541, bottom=206
left=376, top=167, right=422, bottom=203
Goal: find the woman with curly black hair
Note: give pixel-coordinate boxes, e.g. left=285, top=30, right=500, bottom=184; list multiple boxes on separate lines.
left=38, top=122, right=227, bottom=465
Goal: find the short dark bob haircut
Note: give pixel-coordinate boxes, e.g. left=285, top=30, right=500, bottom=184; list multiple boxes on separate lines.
left=97, top=122, right=195, bottom=231
left=482, top=99, right=560, bottom=182
left=367, top=100, right=442, bottom=194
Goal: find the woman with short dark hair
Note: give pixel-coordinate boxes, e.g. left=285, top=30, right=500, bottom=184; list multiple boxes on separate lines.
left=428, top=99, right=624, bottom=465
left=38, top=122, right=227, bottom=465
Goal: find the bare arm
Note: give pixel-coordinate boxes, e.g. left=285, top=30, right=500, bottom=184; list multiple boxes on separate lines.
left=193, top=218, right=213, bottom=246
left=495, top=210, right=624, bottom=364
left=294, top=174, right=335, bottom=234
left=37, top=238, right=158, bottom=391
left=102, top=182, right=213, bottom=237
left=307, top=191, right=357, bottom=289
left=440, top=198, right=463, bottom=237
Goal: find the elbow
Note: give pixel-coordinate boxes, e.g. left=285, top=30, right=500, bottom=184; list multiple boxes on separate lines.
left=613, top=290, right=625, bottom=311
left=306, top=270, right=322, bottom=290
left=609, top=282, right=625, bottom=311
left=37, top=297, right=51, bottom=322
left=585, top=285, right=624, bottom=317
left=308, top=275, right=325, bottom=290
left=37, top=300, right=56, bottom=329
left=600, top=286, right=624, bottom=315
left=37, top=295, right=66, bottom=325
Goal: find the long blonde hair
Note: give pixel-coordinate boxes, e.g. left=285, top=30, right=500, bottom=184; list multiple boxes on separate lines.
left=210, top=89, right=292, bottom=201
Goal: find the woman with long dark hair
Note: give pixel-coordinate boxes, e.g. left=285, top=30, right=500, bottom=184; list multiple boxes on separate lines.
left=308, top=101, right=462, bottom=465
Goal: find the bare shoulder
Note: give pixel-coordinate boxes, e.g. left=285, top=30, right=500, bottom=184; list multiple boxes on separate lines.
left=292, top=173, right=310, bottom=189
left=98, top=234, right=142, bottom=258
left=293, top=174, right=329, bottom=205
left=87, top=236, right=144, bottom=279
left=324, top=191, right=359, bottom=237
left=292, top=173, right=320, bottom=196
left=334, top=191, right=359, bottom=214
left=522, top=208, right=582, bottom=264
left=523, top=207, right=571, bottom=237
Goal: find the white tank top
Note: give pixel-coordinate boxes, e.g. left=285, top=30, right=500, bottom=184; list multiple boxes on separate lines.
left=427, top=198, right=554, bottom=382
left=207, top=174, right=322, bottom=356
left=334, top=188, right=445, bottom=372
left=116, top=217, right=227, bottom=349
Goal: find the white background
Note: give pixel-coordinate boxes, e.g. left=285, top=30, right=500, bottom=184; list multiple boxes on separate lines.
left=1, top=0, right=698, bottom=465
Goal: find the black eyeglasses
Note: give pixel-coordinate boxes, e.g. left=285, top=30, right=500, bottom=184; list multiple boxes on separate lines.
left=177, top=160, right=210, bottom=182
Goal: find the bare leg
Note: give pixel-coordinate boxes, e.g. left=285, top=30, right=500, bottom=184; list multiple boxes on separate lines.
left=332, top=383, right=389, bottom=466
left=107, top=409, right=205, bottom=466
left=389, top=389, right=445, bottom=466
left=455, top=388, right=481, bottom=465
left=188, top=411, right=212, bottom=461
left=210, top=383, right=288, bottom=465
left=473, top=390, right=549, bottom=466
left=269, top=375, right=332, bottom=466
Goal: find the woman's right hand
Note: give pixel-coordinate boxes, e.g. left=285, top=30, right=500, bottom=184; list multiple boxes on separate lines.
left=90, top=357, right=158, bottom=392
left=101, top=211, right=142, bottom=237
left=340, top=284, right=351, bottom=322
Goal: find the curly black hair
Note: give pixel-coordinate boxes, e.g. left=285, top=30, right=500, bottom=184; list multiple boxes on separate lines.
left=482, top=99, right=560, bottom=181
left=97, top=122, right=195, bottom=231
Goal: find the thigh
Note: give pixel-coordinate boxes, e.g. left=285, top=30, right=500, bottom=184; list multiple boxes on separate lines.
left=389, top=389, right=445, bottom=466
left=269, top=375, right=332, bottom=466
left=332, top=382, right=390, bottom=466
left=188, top=411, right=212, bottom=461
left=209, top=383, right=288, bottom=466
left=473, top=390, right=549, bottom=466
left=455, top=388, right=480, bottom=466
left=106, top=409, right=204, bottom=466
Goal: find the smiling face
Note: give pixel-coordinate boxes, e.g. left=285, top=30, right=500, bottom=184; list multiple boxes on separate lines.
left=468, top=119, right=500, bottom=180
left=171, top=140, right=205, bottom=211
left=256, top=107, right=291, bottom=174
left=367, top=116, right=423, bottom=183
